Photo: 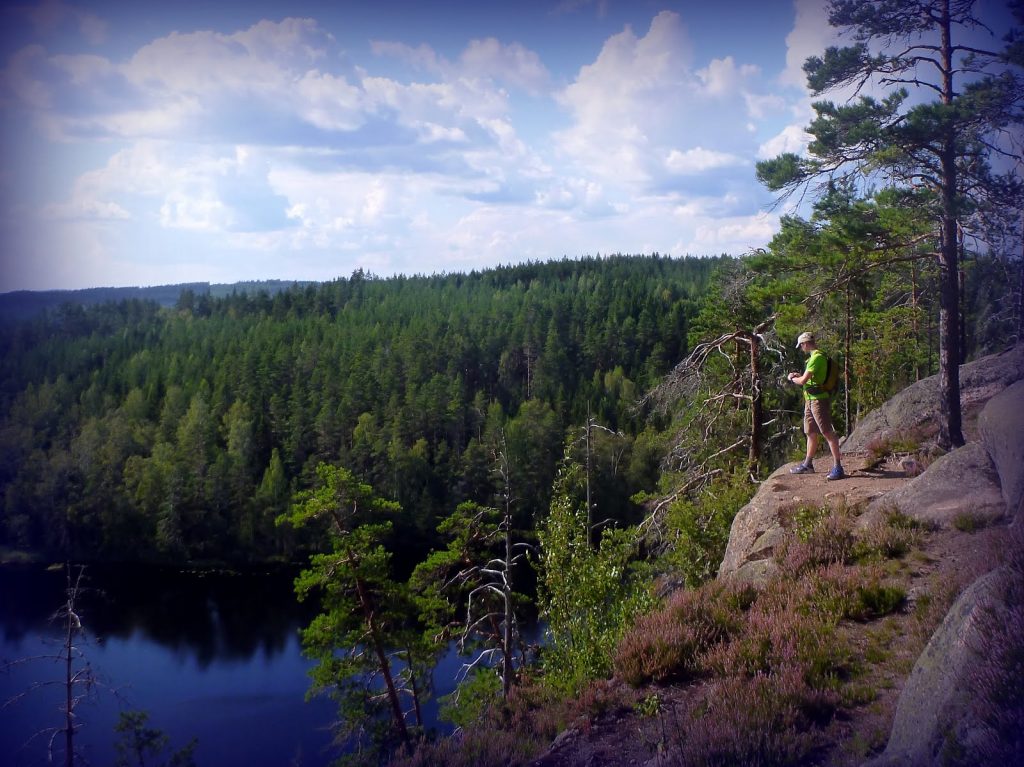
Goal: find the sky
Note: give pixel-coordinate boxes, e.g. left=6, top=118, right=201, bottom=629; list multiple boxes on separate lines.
left=0, top=0, right=1014, bottom=291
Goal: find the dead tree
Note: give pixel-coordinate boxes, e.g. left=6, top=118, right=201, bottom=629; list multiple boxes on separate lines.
left=638, top=316, right=784, bottom=540
left=2, top=565, right=97, bottom=767
left=437, top=432, right=535, bottom=700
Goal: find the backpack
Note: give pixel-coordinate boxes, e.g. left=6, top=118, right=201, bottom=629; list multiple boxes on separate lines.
left=807, top=354, right=840, bottom=397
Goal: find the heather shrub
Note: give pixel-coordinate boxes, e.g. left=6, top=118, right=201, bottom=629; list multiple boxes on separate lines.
left=704, top=574, right=853, bottom=695
left=799, top=562, right=904, bottom=623
left=675, top=667, right=836, bottom=766
left=389, top=727, right=541, bottom=767
left=394, top=671, right=620, bottom=767
left=614, top=581, right=746, bottom=687
left=779, top=504, right=856, bottom=575
left=854, top=510, right=924, bottom=561
left=803, top=563, right=865, bottom=621
left=570, top=678, right=639, bottom=721
left=500, top=675, right=565, bottom=742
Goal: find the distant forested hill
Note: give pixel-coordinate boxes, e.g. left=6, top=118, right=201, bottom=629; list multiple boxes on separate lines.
left=0, top=280, right=314, bottom=321
left=0, top=255, right=724, bottom=563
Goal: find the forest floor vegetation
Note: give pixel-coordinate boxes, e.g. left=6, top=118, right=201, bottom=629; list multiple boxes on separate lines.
left=394, top=454, right=1011, bottom=767
left=528, top=470, right=1009, bottom=766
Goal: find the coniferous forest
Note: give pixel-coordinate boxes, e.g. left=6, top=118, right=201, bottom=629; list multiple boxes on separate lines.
left=0, top=255, right=719, bottom=565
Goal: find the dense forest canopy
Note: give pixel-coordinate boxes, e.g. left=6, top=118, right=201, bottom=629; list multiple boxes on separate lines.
left=0, top=254, right=722, bottom=563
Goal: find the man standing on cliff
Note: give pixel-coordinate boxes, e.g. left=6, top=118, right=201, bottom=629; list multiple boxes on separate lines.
left=787, top=331, right=845, bottom=480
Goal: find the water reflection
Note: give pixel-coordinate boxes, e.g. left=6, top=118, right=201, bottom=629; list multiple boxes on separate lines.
left=1, top=563, right=537, bottom=767
left=0, top=564, right=334, bottom=767
left=0, top=564, right=316, bottom=666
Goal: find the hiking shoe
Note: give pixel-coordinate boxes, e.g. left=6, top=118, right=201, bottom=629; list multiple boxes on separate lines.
left=790, top=462, right=814, bottom=474
left=825, top=466, right=846, bottom=481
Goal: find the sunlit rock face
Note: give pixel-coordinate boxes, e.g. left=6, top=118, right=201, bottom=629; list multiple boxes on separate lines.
left=843, top=344, right=1024, bottom=453
left=978, top=378, right=1024, bottom=521
left=860, top=442, right=1006, bottom=530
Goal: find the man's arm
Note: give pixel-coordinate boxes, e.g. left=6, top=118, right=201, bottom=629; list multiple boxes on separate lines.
left=788, top=369, right=812, bottom=386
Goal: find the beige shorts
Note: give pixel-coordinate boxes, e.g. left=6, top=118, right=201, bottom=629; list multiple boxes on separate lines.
left=804, top=398, right=836, bottom=438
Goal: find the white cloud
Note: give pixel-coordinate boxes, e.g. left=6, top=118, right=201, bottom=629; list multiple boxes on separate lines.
left=294, top=70, right=366, bottom=131
left=744, top=91, right=787, bottom=120
left=459, top=38, right=550, bottom=94
left=2, top=45, right=54, bottom=110
left=682, top=211, right=779, bottom=255
left=758, top=123, right=812, bottom=159
left=554, top=10, right=775, bottom=200
left=0, top=7, right=806, bottom=291
left=42, top=196, right=129, bottom=220
left=159, top=192, right=232, bottom=232
left=268, top=163, right=422, bottom=249
left=666, top=147, right=746, bottom=175
left=370, top=41, right=442, bottom=72
left=554, top=11, right=696, bottom=184
left=2, top=18, right=357, bottom=142
left=781, top=0, right=834, bottom=90
left=126, top=18, right=330, bottom=95
left=698, top=56, right=758, bottom=96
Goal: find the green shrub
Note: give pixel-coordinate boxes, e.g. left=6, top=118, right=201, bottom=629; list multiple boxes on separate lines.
left=662, top=474, right=756, bottom=588
left=792, top=504, right=830, bottom=542
left=884, top=509, right=926, bottom=530
left=540, top=461, right=655, bottom=694
left=851, top=584, right=906, bottom=621
left=634, top=693, right=662, bottom=718
left=952, top=512, right=987, bottom=533
left=438, top=668, right=501, bottom=730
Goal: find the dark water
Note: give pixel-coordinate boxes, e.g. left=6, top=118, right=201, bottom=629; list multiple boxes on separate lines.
left=0, top=564, right=472, bottom=767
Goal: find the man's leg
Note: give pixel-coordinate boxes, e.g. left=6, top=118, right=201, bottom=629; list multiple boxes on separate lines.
left=810, top=399, right=843, bottom=474
left=803, top=398, right=820, bottom=466
left=805, top=432, right=820, bottom=466
left=824, top=431, right=842, bottom=467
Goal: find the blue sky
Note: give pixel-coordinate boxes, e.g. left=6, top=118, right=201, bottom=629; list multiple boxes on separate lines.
left=0, top=0, right=1011, bottom=291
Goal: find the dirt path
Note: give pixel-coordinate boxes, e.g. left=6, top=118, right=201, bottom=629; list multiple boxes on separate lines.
left=768, top=452, right=912, bottom=512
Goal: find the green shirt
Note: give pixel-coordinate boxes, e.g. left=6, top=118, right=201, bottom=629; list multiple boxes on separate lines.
left=803, top=349, right=829, bottom=401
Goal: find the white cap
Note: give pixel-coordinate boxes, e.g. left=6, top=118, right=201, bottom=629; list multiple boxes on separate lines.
left=795, top=331, right=815, bottom=348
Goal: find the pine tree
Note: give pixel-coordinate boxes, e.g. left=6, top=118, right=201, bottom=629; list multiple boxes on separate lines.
left=277, top=463, right=417, bottom=758
left=757, top=0, right=1023, bottom=448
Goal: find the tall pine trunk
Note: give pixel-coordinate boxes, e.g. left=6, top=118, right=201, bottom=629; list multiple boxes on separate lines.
left=937, top=0, right=964, bottom=449
left=354, top=574, right=409, bottom=744
left=1019, top=211, right=1024, bottom=342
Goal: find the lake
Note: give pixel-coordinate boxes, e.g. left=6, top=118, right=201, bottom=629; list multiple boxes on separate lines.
left=0, top=563, right=475, bottom=767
